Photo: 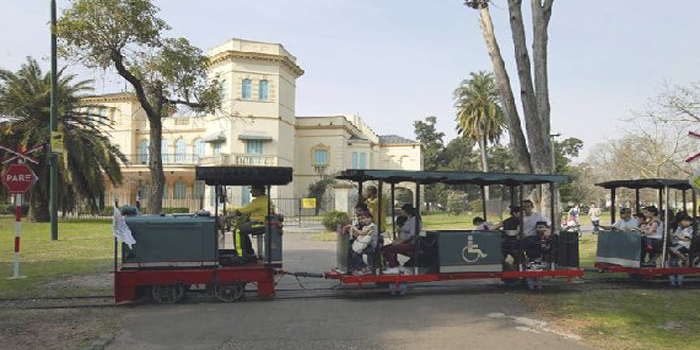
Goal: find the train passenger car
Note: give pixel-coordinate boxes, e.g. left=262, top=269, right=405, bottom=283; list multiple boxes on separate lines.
left=113, top=166, right=292, bottom=303
left=594, top=179, right=700, bottom=285
left=326, top=169, right=584, bottom=293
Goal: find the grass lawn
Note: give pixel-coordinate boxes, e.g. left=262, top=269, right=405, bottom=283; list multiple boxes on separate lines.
left=0, top=216, right=114, bottom=298
left=525, top=234, right=700, bottom=350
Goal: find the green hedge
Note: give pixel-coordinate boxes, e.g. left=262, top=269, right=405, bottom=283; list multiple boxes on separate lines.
left=5, top=204, right=29, bottom=216
left=322, top=210, right=350, bottom=232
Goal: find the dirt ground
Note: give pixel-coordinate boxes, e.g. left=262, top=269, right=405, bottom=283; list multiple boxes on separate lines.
left=0, top=273, right=119, bottom=350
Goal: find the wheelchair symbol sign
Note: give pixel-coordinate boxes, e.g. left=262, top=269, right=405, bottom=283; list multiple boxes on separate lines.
left=462, top=235, right=488, bottom=263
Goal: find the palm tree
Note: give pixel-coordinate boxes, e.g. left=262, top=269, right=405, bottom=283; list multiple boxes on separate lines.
left=0, top=57, right=126, bottom=221
left=454, top=71, right=506, bottom=200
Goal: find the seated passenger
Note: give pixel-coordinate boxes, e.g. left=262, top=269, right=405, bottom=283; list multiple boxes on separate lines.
left=523, top=221, right=552, bottom=266
left=472, top=217, right=493, bottom=231
left=489, top=206, right=522, bottom=266
left=639, top=206, right=664, bottom=266
left=489, top=206, right=521, bottom=232
left=633, top=212, right=647, bottom=228
left=669, top=213, right=692, bottom=266
left=382, top=204, right=421, bottom=274
left=350, top=212, right=378, bottom=275
left=343, top=203, right=369, bottom=235
left=600, top=208, right=638, bottom=232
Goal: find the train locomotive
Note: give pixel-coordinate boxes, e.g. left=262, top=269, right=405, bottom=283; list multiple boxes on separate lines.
left=114, top=166, right=290, bottom=303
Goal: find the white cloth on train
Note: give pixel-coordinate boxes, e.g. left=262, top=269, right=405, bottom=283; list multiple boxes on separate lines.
left=113, top=207, right=136, bottom=248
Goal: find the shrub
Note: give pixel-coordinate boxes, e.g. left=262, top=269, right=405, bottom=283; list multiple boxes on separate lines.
left=5, top=203, right=29, bottom=216
left=101, top=205, right=114, bottom=216
left=322, top=210, right=350, bottom=232
left=447, top=191, right=470, bottom=215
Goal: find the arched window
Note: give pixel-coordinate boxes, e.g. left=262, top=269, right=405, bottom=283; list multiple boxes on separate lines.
left=359, top=153, right=367, bottom=169
left=175, top=139, right=186, bottom=163
left=242, top=79, right=252, bottom=100
left=259, top=80, right=269, bottom=101
left=352, top=152, right=358, bottom=169
left=161, top=139, right=170, bottom=163
left=140, top=140, right=149, bottom=164
left=194, top=139, right=204, bottom=160
left=194, top=181, right=205, bottom=199
left=174, top=181, right=186, bottom=199
left=162, top=183, right=169, bottom=202
left=314, top=150, right=328, bottom=165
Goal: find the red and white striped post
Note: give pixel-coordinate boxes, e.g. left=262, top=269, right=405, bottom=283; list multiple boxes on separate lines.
left=11, top=193, right=24, bottom=279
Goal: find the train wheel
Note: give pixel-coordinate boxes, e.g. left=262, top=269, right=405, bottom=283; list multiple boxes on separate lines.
left=151, top=284, right=185, bottom=304
left=216, top=283, right=245, bottom=302
left=389, top=282, right=407, bottom=296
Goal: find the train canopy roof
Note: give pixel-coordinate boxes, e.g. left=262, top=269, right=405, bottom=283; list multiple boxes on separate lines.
left=196, top=166, right=293, bottom=186
left=595, top=178, right=692, bottom=191
left=336, top=169, right=568, bottom=186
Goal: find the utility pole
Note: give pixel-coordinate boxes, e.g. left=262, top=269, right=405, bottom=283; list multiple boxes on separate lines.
left=50, top=0, right=59, bottom=240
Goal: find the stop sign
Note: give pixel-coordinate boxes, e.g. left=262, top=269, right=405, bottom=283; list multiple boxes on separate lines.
left=2, top=163, right=38, bottom=194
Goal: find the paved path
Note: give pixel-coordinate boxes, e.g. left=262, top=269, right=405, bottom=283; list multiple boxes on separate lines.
left=107, top=233, right=593, bottom=350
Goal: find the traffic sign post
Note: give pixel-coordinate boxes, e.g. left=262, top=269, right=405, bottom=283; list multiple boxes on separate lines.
left=2, top=162, right=37, bottom=280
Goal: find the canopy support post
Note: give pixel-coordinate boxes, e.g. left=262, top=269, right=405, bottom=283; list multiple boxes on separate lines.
left=661, top=185, right=670, bottom=267
left=635, top=188, right=640, bottom=213
left=518, top=184, right=525, bottom=271
left=414, top=182, right=421, bottom=275
left=682, top=190, right=687, bottom=212
left=391, top=183, right=396, bottom=240
left=550, top=182, right=556, bottom=270
left=481, top=185, right=487, bottom=222
left=691, top=190, right=697, bottom=268
left=611, top=188, right=616, bottom=224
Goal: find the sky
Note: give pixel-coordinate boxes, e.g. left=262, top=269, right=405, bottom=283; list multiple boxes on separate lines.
left=1, top=0, right=699, bottom=159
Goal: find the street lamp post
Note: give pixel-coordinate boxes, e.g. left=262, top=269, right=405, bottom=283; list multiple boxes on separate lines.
left=50, top=0, right=59, bottom=240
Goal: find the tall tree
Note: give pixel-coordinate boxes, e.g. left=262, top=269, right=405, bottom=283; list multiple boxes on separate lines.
left=413, top=116, right=446, bottom=210
left=0, top=57, right=125, bottom=221
left=57, top=0, right=222, bottom=213
left=454, top=71, right=506, bottom=199
left=464, top=0, right=556, bottom=216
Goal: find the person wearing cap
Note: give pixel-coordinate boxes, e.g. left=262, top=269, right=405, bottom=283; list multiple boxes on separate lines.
left=229, top=185, right=274, bottom=256
left=600, top=208, right=638, bottom=232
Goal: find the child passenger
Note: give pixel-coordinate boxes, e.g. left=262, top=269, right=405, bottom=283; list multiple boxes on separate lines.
left=669, top=214, right=693, bottom=266
left=349, top=213, right=377, bottom=275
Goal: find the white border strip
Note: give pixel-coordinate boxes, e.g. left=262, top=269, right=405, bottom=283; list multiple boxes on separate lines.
left=121, top=261, right=218, bottom=268
left=596, top=256, right=640, bottom=268
left=440, top=264, right=503, bottom=273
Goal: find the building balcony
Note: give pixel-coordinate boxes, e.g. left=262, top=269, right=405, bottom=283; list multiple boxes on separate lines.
left=124, top=153, right=277, bottom=167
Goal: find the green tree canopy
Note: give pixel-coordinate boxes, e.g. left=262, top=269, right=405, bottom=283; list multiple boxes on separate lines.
left=0, top=57, right=126, bottom=221
left=58, top=0, right=222, bottom=213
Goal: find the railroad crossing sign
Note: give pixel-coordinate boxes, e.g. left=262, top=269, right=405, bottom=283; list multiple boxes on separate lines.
left=2, top=163, right=38, bottom=194
left=687, top=131, right=700, bottom=191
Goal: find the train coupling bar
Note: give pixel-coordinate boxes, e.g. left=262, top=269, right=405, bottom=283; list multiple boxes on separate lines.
left=277, top=270, right=326, bottom=279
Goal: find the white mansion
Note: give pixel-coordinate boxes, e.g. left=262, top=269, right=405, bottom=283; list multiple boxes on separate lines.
left=87, top=38, right=422, bottom=213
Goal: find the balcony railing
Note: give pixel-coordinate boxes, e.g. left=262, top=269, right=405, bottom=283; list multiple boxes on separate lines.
left=125, top=153, right=277, bottom=167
